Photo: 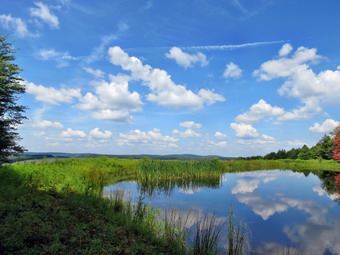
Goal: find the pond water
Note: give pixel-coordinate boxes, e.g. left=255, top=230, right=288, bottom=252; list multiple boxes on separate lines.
left=103, top=170, right=340, bottom=255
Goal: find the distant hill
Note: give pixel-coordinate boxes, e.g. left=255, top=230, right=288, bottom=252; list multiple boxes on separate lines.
left=9, top=152, right=235, bottom=162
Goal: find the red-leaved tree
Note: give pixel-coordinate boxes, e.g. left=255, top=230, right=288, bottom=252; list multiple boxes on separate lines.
left=333, top=125, right=340, bottom=162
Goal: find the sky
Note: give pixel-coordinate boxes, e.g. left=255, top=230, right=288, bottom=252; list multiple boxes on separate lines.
left=1, top=0, right=340, bottom=157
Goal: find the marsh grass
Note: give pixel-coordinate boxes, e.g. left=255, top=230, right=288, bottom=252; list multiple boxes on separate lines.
left=226, top=207, right=250, bottom=255
left=192, top=214, right=223, bottom=255
left=2, top=157, right=338, bottom=254
left=222, top=159, right=340, bottom=172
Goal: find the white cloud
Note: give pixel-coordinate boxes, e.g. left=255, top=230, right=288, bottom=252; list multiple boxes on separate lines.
left=173, top=128, right=201, bottom=138
left=165, top=47, right=208, bottom=68
left=180, top=129, right=202, bottom=138
left=32, top=120, right=63, bottom=129
left=179, top=121, right=202, bottom=129
left=309, top=119, right=340, bottom=133
left=254, top=44, right=340, bottom=121
left=77, top=74, right=142, bottom=122
left=236, top=139, right=277, bottom=145
left=235, top=99, right=285, bottom=123
left=84, top=67, right=105, bottom=78
left=214, top=132, right=227, bottom=140
left=38, top=49, right=79, bottom=67
left=0, top=14, right=32, bottom=38
left=261, top=134, right=276, bottom=141
left=223, top=62, right=242, bottom=79
left=108, top=46, right=225, bottom=109
left=230, top=122, right=259, bottom=138
left=30, top=2, right=59, bottom=29
left=61, top=128, right=86, bottom=138
left=119, top=129, right=178, bottom=147
left=215, top=141, right=227, bottom=147
left=253, top=45, right=321, bottom=81
left=278, top=43, right=293, bottom=57
left=89, top=128, right=112, bottom=139
left=278, top=99, right=322, bottom=121
left=23, top=80, right=81, bottom=105
left=91, top=109, right=132, bottom=122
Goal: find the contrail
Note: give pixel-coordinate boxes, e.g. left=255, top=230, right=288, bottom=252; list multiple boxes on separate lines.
left=125, top=40, right=287, bottom=51
left=181, top=40, right=287, bottom=50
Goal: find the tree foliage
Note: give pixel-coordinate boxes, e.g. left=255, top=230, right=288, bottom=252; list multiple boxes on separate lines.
left=333, top=125, right=340, bottom=162
left=260, top=129, right=338, bottom=161
left=0, top=35, right=27, bottom=163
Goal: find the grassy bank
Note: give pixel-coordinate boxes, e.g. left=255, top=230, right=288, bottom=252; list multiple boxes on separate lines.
left=1, top=157, right=339, bottom=254
left=222, top=159, right=340, bottom=172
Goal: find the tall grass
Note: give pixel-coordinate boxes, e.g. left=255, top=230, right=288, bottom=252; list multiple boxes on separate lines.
left=222, top=159, right=340, bottom=172
left=226, top=207, right=250, bottom=255
left=192, top=214, right=223, bottom=255
left=138, top=158, right=225, bottom=181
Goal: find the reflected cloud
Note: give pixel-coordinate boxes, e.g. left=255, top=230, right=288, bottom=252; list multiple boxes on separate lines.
left=255, top=242, right=300, bottom=255
left=232, top=179, right=260, bottom=194
left=237, top=194, right=289, bottom=220
left=179, top=187, right=202, bottom=195
left=312, top=185, right=340, bottom=202
left=283, top=214, right=340, bottom=255
left=231, top=172, right=277, bottom=195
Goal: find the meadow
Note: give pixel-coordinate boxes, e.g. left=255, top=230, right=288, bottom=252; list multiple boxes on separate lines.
left=1, top=157, right=339, bottom=254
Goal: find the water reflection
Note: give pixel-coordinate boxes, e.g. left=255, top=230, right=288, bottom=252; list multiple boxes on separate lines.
left=137, top=176, right=222, bottom=198
left=103, top=170, right=340, bottom=255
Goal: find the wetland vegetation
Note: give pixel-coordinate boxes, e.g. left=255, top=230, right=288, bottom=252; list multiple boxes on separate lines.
left=1, top=157, right=339, bottom=254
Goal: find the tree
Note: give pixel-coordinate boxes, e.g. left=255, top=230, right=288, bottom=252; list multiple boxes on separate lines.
left=333, top=125, right=340, bottom=162
left=0, top=35, right=27, bottom=163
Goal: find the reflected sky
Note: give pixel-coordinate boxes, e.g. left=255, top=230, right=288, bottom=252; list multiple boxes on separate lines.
left=103, top=170, right=340, bottom=255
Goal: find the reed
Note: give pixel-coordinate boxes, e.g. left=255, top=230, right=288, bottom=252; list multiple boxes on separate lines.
left=226, top=207, right=250, bottom=255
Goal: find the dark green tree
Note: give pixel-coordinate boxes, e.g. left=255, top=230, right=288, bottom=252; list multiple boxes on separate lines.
left=0, top=36, right=27, bottom=163
left=311, top=135, right=334, bottom=160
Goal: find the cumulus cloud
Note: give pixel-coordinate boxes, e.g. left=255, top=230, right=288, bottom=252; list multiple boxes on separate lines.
left=119, top=129, right=178, bottom=148
left=253, top=44, right=321, bottom=81
left=278, top=43, right=293, bottom=57
left=214, top=132, right=227, bottom=140
left=108, top=46, right=225, bottom=109
left=172, top=128, right=201, bottom=138
left=61, top=128, right=86, bottom=138
left=38, top=49, right=79, bottom=67
left=89, top=128, right=112, bottom=139
left=23, top=80, right=81, bottom=105
left=165, top=47, right=208, bottom=68
left=223, top=62, right=242, bottom=79
left=309, top=119, right=340, bottom=133
left=235, top=99, right=285, bottom=123
left=230, top=122, right=259, bottom=138
left=0, top=14, right=32, bottom=38
left=30, top=2, right=59, bottom=29
left=91, top=109, right=132, bottom=122
left=77, top=75, right=142, bottom=122
left=179, top=121, right=202, bottom=129
left=32, top=120, right=63, bottom=129
left=84, top=67, right=105, bottom=78
left=254, top=44, right=340, bottom=120
left=278, top=99, right=322, bottom=121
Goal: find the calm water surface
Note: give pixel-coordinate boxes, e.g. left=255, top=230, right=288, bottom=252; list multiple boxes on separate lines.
left=103, top=170, right=340, bottom=255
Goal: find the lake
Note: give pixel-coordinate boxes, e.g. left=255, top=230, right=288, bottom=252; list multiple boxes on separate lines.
left=103, top=170, right=340, bottom=255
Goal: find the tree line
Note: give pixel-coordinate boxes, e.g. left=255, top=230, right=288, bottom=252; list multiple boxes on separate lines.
left=239, top=126, right=340, bottom=161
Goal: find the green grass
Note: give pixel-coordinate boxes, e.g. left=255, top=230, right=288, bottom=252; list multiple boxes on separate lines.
left=1, top=157, right=339, bottom=254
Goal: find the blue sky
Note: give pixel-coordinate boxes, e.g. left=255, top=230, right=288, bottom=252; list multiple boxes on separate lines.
left=1, top=0, right=340, bottom=156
